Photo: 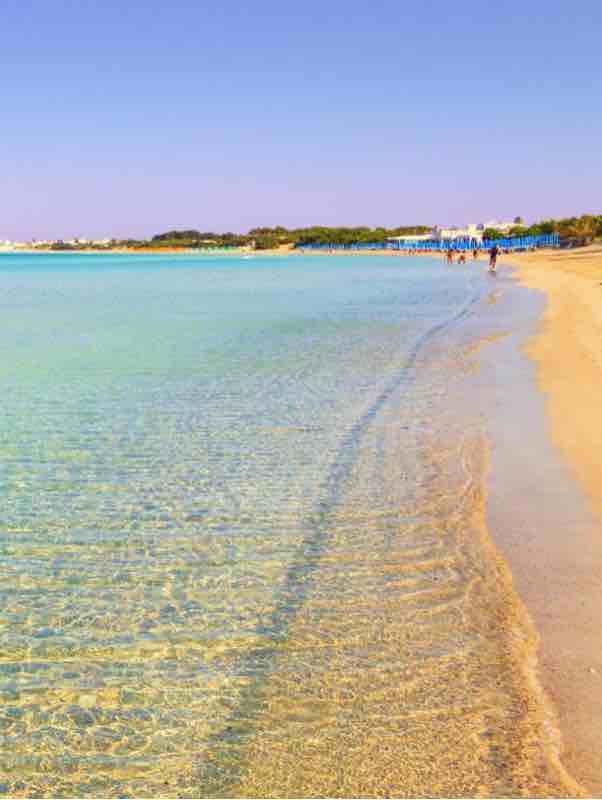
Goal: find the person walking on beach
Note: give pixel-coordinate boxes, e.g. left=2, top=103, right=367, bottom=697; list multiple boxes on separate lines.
left=446, top=249, right=454, bottom=264
left=489, top=244, right=499, bottom=273
left=473, top=248, right=479, bottom=260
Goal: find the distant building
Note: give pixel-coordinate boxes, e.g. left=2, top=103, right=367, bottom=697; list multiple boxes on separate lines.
left=387, top=233, right=434, bottom=244
left=388, top=220, right=518, bottom=248
left=433, top=221, right=515, bottom=241
left=433, top=226, right=477, bottom=241
left=482, top=220, right=514, bottom=233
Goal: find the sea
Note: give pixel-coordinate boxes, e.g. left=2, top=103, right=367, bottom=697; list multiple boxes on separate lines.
left=0, top=252, right=576, bottom=797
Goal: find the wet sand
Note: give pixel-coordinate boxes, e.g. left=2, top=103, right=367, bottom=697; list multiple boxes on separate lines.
left=484, top=246, right=602, bottom=795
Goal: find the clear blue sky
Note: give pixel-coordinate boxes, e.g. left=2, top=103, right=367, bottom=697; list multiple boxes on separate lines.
left=2, top=0, right=601, bottom=239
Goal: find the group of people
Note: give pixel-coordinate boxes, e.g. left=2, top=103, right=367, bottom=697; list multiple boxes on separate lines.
left=445, top=245, right=500, bottom=273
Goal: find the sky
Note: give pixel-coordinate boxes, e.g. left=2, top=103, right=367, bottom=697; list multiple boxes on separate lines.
left=1, top=0, right=601, bottom=240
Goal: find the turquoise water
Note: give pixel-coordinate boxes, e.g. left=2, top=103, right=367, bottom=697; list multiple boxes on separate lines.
left=2, top=252, right=555, bottom=797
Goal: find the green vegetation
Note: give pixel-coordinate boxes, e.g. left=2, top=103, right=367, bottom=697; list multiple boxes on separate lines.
left=150, top=230, right=246, bottom=248
left=485, top=214, right=602, bottom=242
left=49, top=239, right=120, bottom=251
left=149, top=216, right=602, bottom=249
left=39, top=214, right=601, bottom=252
left=147, top=225, right=432, bottom=250
left=277, top=225, right=432, bottom=247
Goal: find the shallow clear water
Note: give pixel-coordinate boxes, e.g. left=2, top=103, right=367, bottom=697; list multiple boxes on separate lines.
left=0, top=253, right=572, bottom=797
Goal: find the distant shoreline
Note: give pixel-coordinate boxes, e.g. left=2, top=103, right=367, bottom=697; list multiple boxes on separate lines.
left=0, top=246, right=525, bottom=257
left=1, top=245, right=566, bottom=263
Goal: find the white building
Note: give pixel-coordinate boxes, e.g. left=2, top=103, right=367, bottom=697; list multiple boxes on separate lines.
left=482, top=220, right=514, bottom=233
left=387, top=233, right=434, bottom=244
left=434, top=221, right=515, bottom=241
left=388, top=227, right=482, bottom=244
left=388, top=220, right=519, bottom=247
left=433, top=225, right=482, bottom=241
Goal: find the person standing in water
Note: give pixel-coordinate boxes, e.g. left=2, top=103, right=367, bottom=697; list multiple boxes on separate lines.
left=489, top=244, right=499, bottom=273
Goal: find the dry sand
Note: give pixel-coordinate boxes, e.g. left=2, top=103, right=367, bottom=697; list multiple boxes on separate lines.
left=511, top=244, right=602, bottom=521
left=505, top=245, right=602, bottom=794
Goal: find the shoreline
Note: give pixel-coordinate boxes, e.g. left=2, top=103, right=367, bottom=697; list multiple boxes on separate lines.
left=210, top=270, right=582, bottom=797
left=487, top=246, right=602, bottom=794
left=3, top=252, right=572, bottom=797
left=0, top=245, right=546, bottom=259
left=510, top=244, right=602, bottom=520
left=0, top=246, right=402, bottom=256
left=3, top=245, right=600, bottom=792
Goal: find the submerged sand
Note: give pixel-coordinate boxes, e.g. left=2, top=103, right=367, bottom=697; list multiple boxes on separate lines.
left=5, top=246, right=599, bottom=796
left=208, top=248, right=602, bottom=797
left=195, top=282, right=585, bottom=798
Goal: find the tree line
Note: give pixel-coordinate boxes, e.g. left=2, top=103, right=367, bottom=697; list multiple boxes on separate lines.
left=150, top=216, right=602, bottom=249
left=149, top=225, right=432, bottom=250
left=42, top=214, right=601, bottom=251
left=483, top=214, right=602, bottom=242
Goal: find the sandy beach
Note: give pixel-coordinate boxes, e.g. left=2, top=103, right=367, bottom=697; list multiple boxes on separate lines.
left=511, top=245, right=602, bottom=519
left=497, top=245, right=602, bottom=794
